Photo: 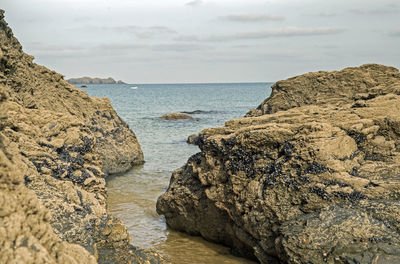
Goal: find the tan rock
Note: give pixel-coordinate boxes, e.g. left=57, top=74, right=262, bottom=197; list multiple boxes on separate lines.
left=0, top=9, right=166, bottom=264
left=187, top=134, right=199, bottom=144
left=157, top=64, right=400, bottom=263
left=161, top=113, right=194, bottom=120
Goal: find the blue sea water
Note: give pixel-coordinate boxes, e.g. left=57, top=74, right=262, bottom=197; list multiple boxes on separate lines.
left=81, top=82, right=272, bottom=263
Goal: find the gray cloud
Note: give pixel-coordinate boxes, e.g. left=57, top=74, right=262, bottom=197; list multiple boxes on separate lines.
left=315, top=12, right=337, bottom=17
left=185, top=0, right=203, bottom=7
left=389, top=29, right=400, bottom=37
left=230, top=44, right=254, bottom=49
left=173, top=35, right=201, bottom=42
left=320, top=44, right=340, bottom=49
left=27, top=42, right=83, bottom=51
left=6, top=0, right=399, bottom=83
left=151, top=43, right=211, bottom=52
left=301, top=12, right=337, bottom=17
left=26, top=41, right=211, bottom=60
left=26, top=42, right=147, bottom=59
left=75, top=25, right=177, bottom=39
left=194, top=50, right=301, bottom=63
left=370, top=8, right=399, bottom=15
left=207, top=27, right=345, bottom=41
left=111, top=25, right=177, bottom=39
left=349, top=5, right=400, bottom=15
left=96, top=43, right=148, bottom=51
left=218, top=14, right=284, bottom=22
left=74, top=16, right=91, bottom=23
left=93, top=42, right=210, bottom=53
left=349, top=9, right=365, bottom=15
left=25, top=43, right=87, bottom=58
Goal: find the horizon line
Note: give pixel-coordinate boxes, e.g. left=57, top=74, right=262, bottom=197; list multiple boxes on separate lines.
left=74, top=81, right=276, bottom=85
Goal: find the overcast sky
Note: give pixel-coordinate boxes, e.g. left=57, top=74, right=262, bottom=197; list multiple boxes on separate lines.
left=2, top=0, right=400, bottom=83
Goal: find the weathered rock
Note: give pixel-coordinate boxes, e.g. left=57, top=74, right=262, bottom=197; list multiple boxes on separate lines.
left=0, top=119, right=97, bottom=264
left=0, top=10, right=164, bottom=264
left=187, top=134, right=199, bottom=145
left=161, top=113, right=194, bottom=120
left=157, top=64, right=400, bottom=263
left=246, top=64, right=400, bottom=117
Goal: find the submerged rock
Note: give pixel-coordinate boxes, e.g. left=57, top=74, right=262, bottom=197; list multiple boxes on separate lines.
left=161, top=113, right=194, bottom=120
left=157, top=64, right=400, bottom=263
left=0, top=10, right=163, bottom=263
left=181, top=110, right=205, bottom=114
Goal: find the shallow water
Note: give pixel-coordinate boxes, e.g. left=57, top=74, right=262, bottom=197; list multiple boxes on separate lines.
left=82, top=82, right=272, bottom=263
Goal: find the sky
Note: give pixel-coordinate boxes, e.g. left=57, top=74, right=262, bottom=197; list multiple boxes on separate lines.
left=2, top=0, right=400, bottom=83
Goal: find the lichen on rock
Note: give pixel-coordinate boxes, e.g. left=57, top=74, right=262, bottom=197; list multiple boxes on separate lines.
left=0, top=9, right=165, bottom=264
left=157, top=64, right=400, bottom=263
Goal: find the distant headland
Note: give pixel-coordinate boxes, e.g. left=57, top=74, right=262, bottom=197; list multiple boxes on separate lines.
left=67, top=76, right=126, bottom=84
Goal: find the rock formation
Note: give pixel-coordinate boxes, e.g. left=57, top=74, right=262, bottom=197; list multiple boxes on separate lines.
left=157, top=64, right=400, bottom=263
left=67, top=77, right=126, bottom=85
left=0, top=10, right=163, bottom=263
left=187, top=134, right=199, bottom=145
left=161, top=113, right=194, bottom=120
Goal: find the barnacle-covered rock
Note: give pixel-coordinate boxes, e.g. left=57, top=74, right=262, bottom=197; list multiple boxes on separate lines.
left=157, top=64, right=400, bottom=263
left=0, top=9, right=166, bottom=264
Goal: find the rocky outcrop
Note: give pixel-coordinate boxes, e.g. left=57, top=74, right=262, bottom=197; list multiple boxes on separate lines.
left=0, top=10, right=164, bottom=263
left=67, top=77, right=126, bottom=85
left=157, top=64, right=400, bottom=263
left=161, top=113, right=194, bottom=120
left=187, top=134, right=199, bottom=145
left=245, top=64, right=400, bottom=117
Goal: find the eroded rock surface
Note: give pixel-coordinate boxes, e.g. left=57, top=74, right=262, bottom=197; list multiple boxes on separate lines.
left=157, top=64, right=400, bottom=263
left=246, top=64, right=400, bottom=117
left=0, top=10, right=164, bottom=263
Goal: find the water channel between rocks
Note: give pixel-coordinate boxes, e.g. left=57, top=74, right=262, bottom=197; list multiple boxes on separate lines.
left=83, top=82, right=271, bottom=263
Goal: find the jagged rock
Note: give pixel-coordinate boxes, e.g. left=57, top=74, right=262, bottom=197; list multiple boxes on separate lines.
left=157, top=64, right=400, bottom=263
left=161, top=113, right=194, bottom=120
left=0, top=10, right=164, bottom=264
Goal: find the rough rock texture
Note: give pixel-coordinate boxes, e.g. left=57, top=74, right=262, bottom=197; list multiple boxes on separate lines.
left=0, top=10, right=164, bottom=263
left=0, top=97, right=96, bottom=263
left=157, top=64, right=400, bottom=263
left=187, top=134, right=199, bottom=145
left=246, top=64, right=400, bottom=117
left=161, top=113, right=194, bottom=120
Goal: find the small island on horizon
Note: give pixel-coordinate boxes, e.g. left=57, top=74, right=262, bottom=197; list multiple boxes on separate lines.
left=67, top=76, right=126, bottom=84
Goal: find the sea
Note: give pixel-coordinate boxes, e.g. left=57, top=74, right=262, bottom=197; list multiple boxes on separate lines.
left=81, top=82, right=272, bottom=264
